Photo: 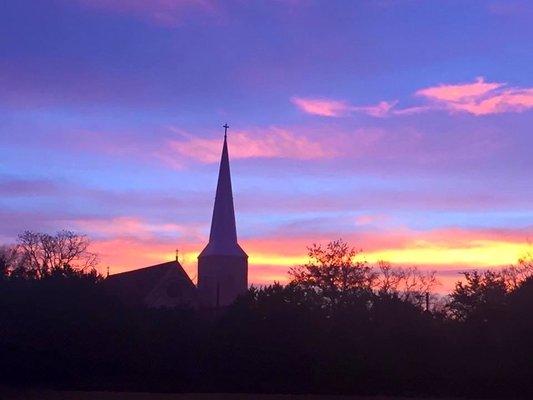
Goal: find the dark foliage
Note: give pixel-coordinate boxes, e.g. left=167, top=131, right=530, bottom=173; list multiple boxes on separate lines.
left=0, top=272, right=532, bottom=397
left=0, top=241, right=532, bottom=397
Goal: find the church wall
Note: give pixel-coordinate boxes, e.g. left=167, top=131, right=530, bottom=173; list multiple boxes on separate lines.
left=144, top=267, right=198, bottom=308
left=198, top=255, right=248, bottom=307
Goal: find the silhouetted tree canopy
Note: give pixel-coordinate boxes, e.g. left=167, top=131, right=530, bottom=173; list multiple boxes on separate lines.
left=289, top=239, right=438, bottom=310
left=0, top=245, right=17, bottom=280
left=448, top=255, right=533, bottom=321
left=11, top=230, right=98, bottom=279
left=289, top=240, right=375, bottom=307
left=0, top=235, right=532, bottom=398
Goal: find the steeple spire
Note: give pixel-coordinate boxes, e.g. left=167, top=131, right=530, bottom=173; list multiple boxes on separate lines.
left=198, top=124, right=248, bottom=307
left=199, top=125, right=246, bottom=257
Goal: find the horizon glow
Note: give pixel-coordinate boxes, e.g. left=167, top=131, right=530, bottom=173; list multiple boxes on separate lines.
left=1, top=0, right=532, bottom=293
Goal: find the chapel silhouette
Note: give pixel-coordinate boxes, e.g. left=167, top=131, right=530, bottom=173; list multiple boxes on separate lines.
left=105, top=125, right=248, bottom=308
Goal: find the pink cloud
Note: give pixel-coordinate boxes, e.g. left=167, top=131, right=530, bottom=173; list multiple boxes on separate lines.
left=73, top=217, right=202, bottom=240
left=355, top=214, right=390, bottom=226
left=291, top=97, right=352, bottom=117
left=291, top=97, right=397, bottom=118
left=352, top=101, right=398, bottom=117
left=81, top=218, right=206, bottom=279
left=416, top=77, right=503, bottom=103
left=76, top=0, right=216, bottom=27
left=293, top=78, right=533, bottom=118
left=416, top=77, right=533, bottom=116
left=165, top=128, right=337, bottom=163
left=391, top=105, right=433, bottom=115
left=92, top=237, right=199, bottom=278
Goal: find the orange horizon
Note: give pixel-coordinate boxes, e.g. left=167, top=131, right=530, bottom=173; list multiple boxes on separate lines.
left=92, top=232, right=530, bottom=293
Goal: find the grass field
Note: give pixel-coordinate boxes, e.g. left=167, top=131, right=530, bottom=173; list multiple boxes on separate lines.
left=0, top=388, right=478, bottom=400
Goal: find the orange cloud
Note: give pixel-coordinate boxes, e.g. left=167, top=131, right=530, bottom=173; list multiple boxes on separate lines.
left=91, top=224, right=531, bottom=294
left=165, top=127, right=336, bottom=163
left=241, top=230, right=529, bottom=268
left=245, top=230, right=530, bottom=293
left=291, top=97, right=396, bottom=118
left=416, top=77, right=533, bottom=115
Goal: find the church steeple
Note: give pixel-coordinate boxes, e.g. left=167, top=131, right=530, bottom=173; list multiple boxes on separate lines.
left=199, top=125, right=247, bottom=257
left=197, top=124, right=248, bottom=307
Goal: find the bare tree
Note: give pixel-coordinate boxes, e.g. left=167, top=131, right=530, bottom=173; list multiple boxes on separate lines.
left=16, top=230, right=98, bottom=278
left=374, top=261, right=438, bottom=307
left=0, top=245, right=18, bottom=279
left=374, top=261, right=406, bottom=295
left=501, top=253, right=533, bottom=290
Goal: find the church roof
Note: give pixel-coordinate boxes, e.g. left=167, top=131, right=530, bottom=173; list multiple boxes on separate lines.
left=199, top=132, right=247, bottom=258
left=105, top=260, right=196, bottom=307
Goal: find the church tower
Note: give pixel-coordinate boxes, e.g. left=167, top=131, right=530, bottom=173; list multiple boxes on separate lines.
left=198, top=125, right=248, bottom=307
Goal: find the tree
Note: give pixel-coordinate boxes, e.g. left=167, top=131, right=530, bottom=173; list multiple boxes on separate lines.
left=289, top=240, right=438, bottom=310
left=501, top=253, right=533, bottom=290
left=15, top=230, right=98, bottom=279
left=447, top=270, right=508, bottom=321
left=447, top=255, right=533, bottom=322
left=374, top=261, right=438, bottom=308
left=289, top=239, right=376, bottom=307
left=0, top=245, right=18, bottom=280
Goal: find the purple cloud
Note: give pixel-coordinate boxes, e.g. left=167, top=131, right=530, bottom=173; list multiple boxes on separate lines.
left=76, top=0, right=218, bottom=27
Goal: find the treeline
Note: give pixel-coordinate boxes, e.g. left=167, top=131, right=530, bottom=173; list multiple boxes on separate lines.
left=0, top=233, right=532, bottom=397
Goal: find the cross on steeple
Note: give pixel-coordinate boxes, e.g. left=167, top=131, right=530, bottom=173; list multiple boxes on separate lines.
left=223, top=123, right=229, bottom=138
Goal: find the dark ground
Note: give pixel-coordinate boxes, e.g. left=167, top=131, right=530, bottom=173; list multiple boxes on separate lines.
left=0, top=387, right=482, bottom=400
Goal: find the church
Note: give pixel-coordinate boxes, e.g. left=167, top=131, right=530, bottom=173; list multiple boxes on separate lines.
left=105, top=125, right=248, bottom=308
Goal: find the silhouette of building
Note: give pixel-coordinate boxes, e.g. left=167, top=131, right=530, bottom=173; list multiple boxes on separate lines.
left=197, top=127, right=248, bottom=307
left=105, top=126, right=248, bottom=308
left=104, top=260, right=197, bottom=308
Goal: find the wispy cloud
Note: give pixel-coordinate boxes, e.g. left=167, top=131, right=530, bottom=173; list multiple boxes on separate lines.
left=417, top=77, right=503, bottom=102
left=294, top=77, right=533, bottom=118
left=76, top=0, right=217, bottom=27
left=291, top=97, right=351, bottom=117
left=165, top=128, right=337, bottom=164
left=291, top=97, right=396, bottom=118
left=354, top=101, right=398, bottom=117
left=416, top=77, right=533, bottom=116
left=0, top=178, right=60, bottom=196
left=73, top=216, right=199, bottom=240
left=488, top=1, right=533, bottom=17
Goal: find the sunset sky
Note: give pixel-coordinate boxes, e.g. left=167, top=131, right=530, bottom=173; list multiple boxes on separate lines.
left=1, top=1, right=532, bottom=291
